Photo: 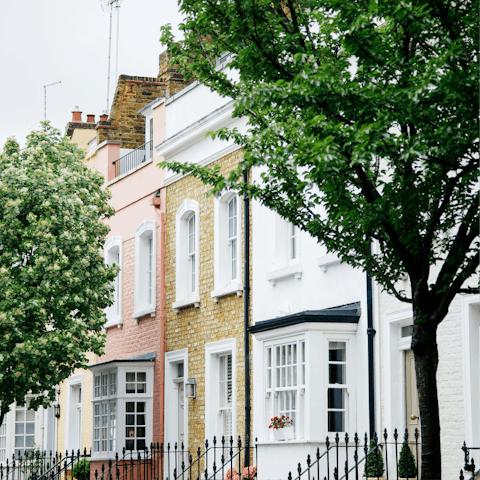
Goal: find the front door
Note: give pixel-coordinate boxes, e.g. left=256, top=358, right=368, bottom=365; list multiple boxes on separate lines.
left=405, top=350, right=420, bottom=442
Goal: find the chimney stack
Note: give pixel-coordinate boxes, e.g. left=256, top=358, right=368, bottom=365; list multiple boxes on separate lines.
left=86, top=114, right=95, bottom=123
left=72, top=106, right=82, bottom=122
left=99, top=110, right=108, bottom=122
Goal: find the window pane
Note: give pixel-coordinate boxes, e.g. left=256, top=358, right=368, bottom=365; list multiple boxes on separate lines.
left=137, top=383, right=146, bottom=394
left=137, top=440, right=146, bottom=450
left=136, top=427, right=146, bottom=438
left=126, top=383, right=135, bottom=394
left=328, top=411, right=345, bottom=432
left=25, top=436, right=34, bottom=448
left=15, top=423, right=24, bottom=435
left=137, top=415, right=145, bottom=426
left=137, top=372, right=146, bottom=383
left=26, top=423, right=35, bottom=435
left=26, top=410, right=35, bottom=422
left=126, top=372, right=135, bottom=383
left=329, top=342, right=346, bottom=362
left=126, top=415, right=135, bottom=425
left=328, top=389, right=345, bottom=409
left=126, top=439, right=134, bottom=451
left=137, top=402, right=146, bottom=413
left=16, top=411, right=25, bottom=422
left=329, top=364, right=345, bottom=385
left=126, top=402, right=135, bottom=413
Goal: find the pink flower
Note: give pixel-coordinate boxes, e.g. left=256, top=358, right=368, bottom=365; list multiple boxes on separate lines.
left=242, top=466, right=257, bottom=479
left=225, top=468, right=237, bottom=480
left=232, top=475, right=241, bottom=480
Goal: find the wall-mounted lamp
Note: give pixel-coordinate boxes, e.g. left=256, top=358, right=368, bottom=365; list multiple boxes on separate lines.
left=185, top=378, right=196, bottom=399
left=54, top=404, right=61, bottom=419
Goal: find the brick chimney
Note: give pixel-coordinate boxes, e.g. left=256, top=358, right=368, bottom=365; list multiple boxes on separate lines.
left=99, top=110, right=108, bottom=122
left=72, top=106, right=82, bottom=122
left=86, top=114, right=95, bottom=123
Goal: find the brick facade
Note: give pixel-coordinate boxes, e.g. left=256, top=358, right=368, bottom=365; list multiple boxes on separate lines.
left=165, top=148, right=253, bottom=453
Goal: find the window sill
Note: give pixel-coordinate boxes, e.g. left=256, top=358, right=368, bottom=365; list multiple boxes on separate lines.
left=104, top=317, right=123, bottom=329
left=211, top=283, right=243, bottom=302
left=316, top=254, right=341, bottom=272
left=132, top=306, right=156, bottom=320
left=266, top=264, right=303, bottom=285
left=173, top=295, right=201, bottom=313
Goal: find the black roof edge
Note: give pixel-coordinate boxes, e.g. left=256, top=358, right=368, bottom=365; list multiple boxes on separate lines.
left=89, top=351, right=156, bottom=370
left=248, top=302, right=361, bottom=334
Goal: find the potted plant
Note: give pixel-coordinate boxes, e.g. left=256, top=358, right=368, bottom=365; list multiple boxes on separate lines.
left=363, top=439, right=385, bottom=480
left=268, top=415, right=294, bottom=441
left=398, top=440, right=417, bottom=479
left=72, top=459, right=90, bottom=480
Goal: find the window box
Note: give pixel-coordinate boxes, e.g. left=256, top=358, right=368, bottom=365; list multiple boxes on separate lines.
left=273, top=426, right=294, bottom=441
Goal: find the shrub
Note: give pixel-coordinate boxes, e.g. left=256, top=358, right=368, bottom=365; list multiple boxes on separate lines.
left=72, top=459, right=90, bottom=480
left=398, top=440, right=417, bottom=478
left=363, top=439, right=384, bottom=478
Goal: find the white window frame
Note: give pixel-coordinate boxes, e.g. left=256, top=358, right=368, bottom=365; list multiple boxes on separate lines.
left=174, top=200, right=200, bottom=311
left=133, top=220, right=156, bottom=319
left=212, top=192, right=243, bottom=302
left=65, top=373, right=84, bottom=453
left=90, top=362, right=154, bottom=460
left=14, top=397, right=37, bottom=458
left=253, top=323, right=357, bottom=443
left=104, top=235, right=123, bottom=328
left=266, top=215, right=302, bottom=286
left=205, top=339, right=237, bottom=441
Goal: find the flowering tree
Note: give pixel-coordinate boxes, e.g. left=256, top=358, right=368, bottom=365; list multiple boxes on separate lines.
left=160, top=0, right=478, bottom=477
left=0, top=123, right=118, bottom=427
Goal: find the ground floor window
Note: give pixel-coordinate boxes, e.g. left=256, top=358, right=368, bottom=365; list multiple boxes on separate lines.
left=15, top=398, right=35, bottom=457
left=90, top=361, right=154, bottom=457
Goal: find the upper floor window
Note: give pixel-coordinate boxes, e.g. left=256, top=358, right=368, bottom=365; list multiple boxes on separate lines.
left=104, top=236, right=122, bottom=328
left=174, top=199, right=200, bottom=310
left=289, top=223, right=298, bottom=261
left=212, top=192, right=242, bottom=300
left=134, top=220, right=156, bottom=319
left=188, top=214, right=196, bottom=293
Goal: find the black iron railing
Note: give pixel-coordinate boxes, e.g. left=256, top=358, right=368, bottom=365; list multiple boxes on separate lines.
left=460, top=443, right=479, bottom=480
left=0, top=449, right=90, bottom=480
left=93, top=437, right=257, bottom=480
left=113, top=140, right=153, bottom=178
left=286, top=428, right=422, bottom=480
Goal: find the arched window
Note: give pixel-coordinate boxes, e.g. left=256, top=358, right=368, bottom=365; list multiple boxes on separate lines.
left=104, top=235, right=123, bottom=328
left=173, top=199, right=200, bottom=312
left=133, top=220, right=156, bottom=319
left=212, top=192, right=243, bottom=302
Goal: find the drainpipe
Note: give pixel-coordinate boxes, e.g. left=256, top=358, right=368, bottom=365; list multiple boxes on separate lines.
left=243, top=166, right=251, bottom=467
left=366, top=244, right=376, bottom=439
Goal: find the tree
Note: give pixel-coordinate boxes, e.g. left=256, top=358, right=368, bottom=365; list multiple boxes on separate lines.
left=0, top=123, right=118, bottom=427
left=159, top=0, right=478, bottom=477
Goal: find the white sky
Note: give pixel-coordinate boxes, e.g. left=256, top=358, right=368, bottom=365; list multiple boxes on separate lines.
left=0, top=0, right=183, bottom=149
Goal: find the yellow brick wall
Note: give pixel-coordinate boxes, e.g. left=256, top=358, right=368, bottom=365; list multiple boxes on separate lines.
left=165, top=148, right=253, bottom=454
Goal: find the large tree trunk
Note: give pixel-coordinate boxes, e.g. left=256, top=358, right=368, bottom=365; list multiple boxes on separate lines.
left=412, top=316, right=442, bottom=480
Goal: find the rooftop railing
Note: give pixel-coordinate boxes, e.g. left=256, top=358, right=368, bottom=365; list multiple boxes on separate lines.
left=113, top=140, right=153, bottom=178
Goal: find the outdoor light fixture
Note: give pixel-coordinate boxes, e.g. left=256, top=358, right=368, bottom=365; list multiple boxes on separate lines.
left=54, top=404, right=61, bottom=419
left=185, top=378, right=196, bottom=398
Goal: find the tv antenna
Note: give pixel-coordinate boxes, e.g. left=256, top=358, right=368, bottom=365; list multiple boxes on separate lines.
left=43, top=81, right=61, bottom=120
left=100, top=0, right=123, bottom=114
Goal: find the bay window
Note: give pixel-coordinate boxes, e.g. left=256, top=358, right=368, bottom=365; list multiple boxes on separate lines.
left=90, top=361, right=154, bottom=458
left=327, top=342, right=347, bottom=433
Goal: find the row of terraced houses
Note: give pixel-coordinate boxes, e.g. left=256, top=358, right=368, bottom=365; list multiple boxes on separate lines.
left=0, top=50, right=478, bottom=480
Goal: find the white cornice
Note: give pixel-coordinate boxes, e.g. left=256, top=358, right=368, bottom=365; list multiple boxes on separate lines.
left=155, top=101, right=235, bottom=161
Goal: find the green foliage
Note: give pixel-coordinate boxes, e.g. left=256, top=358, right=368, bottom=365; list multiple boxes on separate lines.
left=398, top=440, right=417, bottom=478
left=0, top=122, right=117, bottom=423
left=363, top=439, right=385, bottom=478
left=159, top=0, right=478, bottom=306
left=72, top=459, right=90, bottom=480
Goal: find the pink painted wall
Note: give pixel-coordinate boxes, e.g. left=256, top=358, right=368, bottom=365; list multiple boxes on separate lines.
left=95, top=101, right=167, bottom=448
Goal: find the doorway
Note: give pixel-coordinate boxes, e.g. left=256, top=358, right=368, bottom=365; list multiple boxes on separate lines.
left=405, top=350, right=420, bottom=460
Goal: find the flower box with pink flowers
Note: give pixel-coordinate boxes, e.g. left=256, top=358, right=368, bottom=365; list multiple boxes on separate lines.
left=268, top=415, right=294, bottom=441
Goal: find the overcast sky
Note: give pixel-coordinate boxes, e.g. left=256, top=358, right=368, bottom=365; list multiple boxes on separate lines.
left=0, top=0, right=183, bottom=149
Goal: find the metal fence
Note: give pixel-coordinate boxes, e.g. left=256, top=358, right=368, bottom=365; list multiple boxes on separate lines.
left=113, top=140, right=153, bottom=178
left=460, top=443, right=479, bottom=480
left=92, top=437, right=257, bottom=480
left=0, top=449, right=90, bottom=480
left=287, top=428, right=421, bottom=480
